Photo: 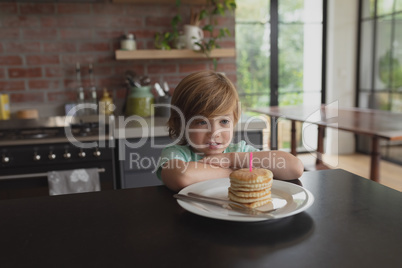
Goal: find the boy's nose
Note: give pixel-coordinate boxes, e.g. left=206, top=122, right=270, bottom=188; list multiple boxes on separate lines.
left=208, top=122, right=221, bottom=138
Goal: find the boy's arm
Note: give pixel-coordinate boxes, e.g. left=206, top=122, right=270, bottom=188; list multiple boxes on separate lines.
left=201, top=151, right=304, bottom=181
left=161, top=159, right=233, bottom=192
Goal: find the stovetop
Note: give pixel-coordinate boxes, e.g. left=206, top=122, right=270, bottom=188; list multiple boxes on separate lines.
left=0, top=116, right=112, bottom=145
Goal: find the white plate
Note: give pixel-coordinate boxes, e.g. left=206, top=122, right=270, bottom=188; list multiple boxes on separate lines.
left=177, top=178, right=314, bottom=222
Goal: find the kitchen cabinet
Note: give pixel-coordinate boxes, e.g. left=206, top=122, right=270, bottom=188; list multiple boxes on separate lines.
left=117, top=130, right=263, bottom=189
left=115, top=48, right=236, bottom=60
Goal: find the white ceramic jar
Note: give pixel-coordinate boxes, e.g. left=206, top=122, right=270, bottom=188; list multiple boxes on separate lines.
left=121, top=34, right=137, bottom=51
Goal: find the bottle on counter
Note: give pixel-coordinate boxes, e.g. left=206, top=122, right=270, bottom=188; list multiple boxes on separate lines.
left=0, top=94, right=10, bottom=120
left=88, top=63, right=98, bottom=115
left=75, top=62, right=86, bottom=116
left=99, top=88, right=114, bottom=115
left=121, top=33, right=137, bottom=51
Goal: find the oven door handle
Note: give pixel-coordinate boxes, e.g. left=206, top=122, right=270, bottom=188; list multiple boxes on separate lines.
left=0, top=168, right=106, bottom=181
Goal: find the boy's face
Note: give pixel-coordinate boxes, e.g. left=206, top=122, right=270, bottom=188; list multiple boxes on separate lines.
left=186, top=112, right=235, bottom=156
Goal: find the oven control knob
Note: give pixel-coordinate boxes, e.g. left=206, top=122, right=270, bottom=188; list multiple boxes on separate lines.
left=93, top=149, right=101, bottom=157
left=48, top=152, right=56, bottom=160
left=2, top=155, right=10, bottom=163
left=33, top=153, right=41, bottom=161
left=78, top=150, right=86, bottom=158
left=63, top=152, right=71, bottom=159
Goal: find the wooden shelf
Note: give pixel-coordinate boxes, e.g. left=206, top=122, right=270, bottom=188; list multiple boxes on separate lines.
left=115, top=48, right=236, bottom=60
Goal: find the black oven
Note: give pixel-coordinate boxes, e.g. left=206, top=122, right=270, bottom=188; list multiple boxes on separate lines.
left=0, top=118, right=116, bottom=200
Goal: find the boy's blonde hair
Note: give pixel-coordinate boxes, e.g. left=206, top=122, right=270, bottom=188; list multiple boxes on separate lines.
left=168, top=70, right=239, bottom=145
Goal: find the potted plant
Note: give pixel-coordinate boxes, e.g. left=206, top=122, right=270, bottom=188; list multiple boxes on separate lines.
left=154, top=1, right=183, bottom=50
left=154, top=0, right=236, bottom=68
left=192, top=0, right=236, bottom=56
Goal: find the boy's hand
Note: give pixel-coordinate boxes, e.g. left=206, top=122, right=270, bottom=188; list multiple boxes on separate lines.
left=199, top=154, right=233, bottom=169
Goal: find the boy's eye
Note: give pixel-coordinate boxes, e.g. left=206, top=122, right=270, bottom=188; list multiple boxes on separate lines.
left=220, top=119, right=230, bottom=125
left=196, top=120, right=207, bottom=125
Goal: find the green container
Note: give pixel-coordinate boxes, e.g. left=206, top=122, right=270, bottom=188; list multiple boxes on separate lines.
left=125, top=86, right=154, bottom=117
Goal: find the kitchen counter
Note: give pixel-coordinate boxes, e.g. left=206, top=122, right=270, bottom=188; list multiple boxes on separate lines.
left=0, top=114, right=268, bottom=146
left=114, top=114, right=268, bottom=139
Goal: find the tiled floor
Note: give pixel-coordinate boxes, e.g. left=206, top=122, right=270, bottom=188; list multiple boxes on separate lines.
left=298, top=153, right=402, bottom=192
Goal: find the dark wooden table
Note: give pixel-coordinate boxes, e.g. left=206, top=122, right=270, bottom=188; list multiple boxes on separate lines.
left=1, top=169, right=402, bottom=267
left=251, top=105, right=402, bottom=182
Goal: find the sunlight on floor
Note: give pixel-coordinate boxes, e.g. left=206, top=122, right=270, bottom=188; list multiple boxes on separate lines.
left=297, top=153, right=402, bottom=192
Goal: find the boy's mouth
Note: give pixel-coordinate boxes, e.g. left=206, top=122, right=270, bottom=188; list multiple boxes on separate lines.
left=207, top=142, right=222, bottom=149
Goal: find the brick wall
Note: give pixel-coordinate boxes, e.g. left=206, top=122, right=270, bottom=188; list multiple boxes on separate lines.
left=0, top=1, right=236, bottom=116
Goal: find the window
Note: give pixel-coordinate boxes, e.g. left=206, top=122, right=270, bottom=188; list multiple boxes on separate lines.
left=357, top=0, right=402, bottom=164
left=235, top=0, right=325, bottom=150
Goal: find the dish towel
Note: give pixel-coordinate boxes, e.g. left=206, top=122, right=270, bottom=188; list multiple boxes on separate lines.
left=47, top=168, right=101, bottom=196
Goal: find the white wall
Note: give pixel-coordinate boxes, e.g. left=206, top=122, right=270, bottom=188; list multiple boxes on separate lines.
left=325, top=0, right=359, bottom=155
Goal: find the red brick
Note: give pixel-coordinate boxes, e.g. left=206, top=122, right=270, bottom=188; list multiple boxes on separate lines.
left=26, top=55, right=60, bottom=65
left=8, top=68, right=42, bottom=79
left=130, top=30, right=156, bottom=39
left=0, top=69, right=4, bottom=79
left=0, top=44, right=3, bottom=53
left=29, top=80, right=60, bottom=90
left=40, top=17, right=76, bottom=28
left=110, top=17, right=143, bottom=28
left=90, top=54, right=115, bottom=64
left=79, top=42, right=110, bottom=52
left=39, top=17, right=57, bottom=28
left=217, top=39, right=236, bottom=48
left=0, top=29, right=20, bottom=39
left=43, top=42, right=77, bottom=53
left=45, top=66, right=64, bottom=78
left=57, top=3, right=91, bottom=14
left=61, top=55, right=88, bottom=66
left=63, top=78, right=91, bottom=90
left=124, top=5, right=173, bottom=16
left=148, top=64, right=177, bottom=75
left=79, top=65, right=114, bottom=77
left=61, top=54, right=100, bottom=65
left=20, top=3, right=55, bottom=15
left=60, top=29, right=91, bottom=40
left=215, top=40, right=235, bottom=48
left=23, top=29, right=58, bottom=40
left=4, top=42, right=41, bottom=53
left=179, top=63, right=209, bottom=73
left=75, top=17, right=111, bottom=28
left=2, top=16, right=40, bottom=28
left=162, top=75, right=186, bottom=88
left=63, top=79, right=76, bottom=90
left=0, top=81, right=25, bottom=91
left=114, top=65, right=145, bottom=76
left=98, top=78, right=125, bottom=88
left=94, top=30, right=125, bottom=39
left=212, top=62, right=237, bottom=73
left=10, top=92, right=45, bottom=103
left=0, top=56, right=23, bottom=66
left=92, top=4, right=126, bottom=15
left=0, top=3, right=18, bottom=14
left=145, top=17, right=171, bottom=27
left=224, top=73, right=237, bottom=84
left=47, top=91, right=77, bottom=102
left=145, top=40, right=158, bottom=50
left=111, top=42, right=121, bottom=51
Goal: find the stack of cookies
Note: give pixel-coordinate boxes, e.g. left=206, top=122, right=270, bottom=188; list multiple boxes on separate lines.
left=228, top=168, right=273, bottom=208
